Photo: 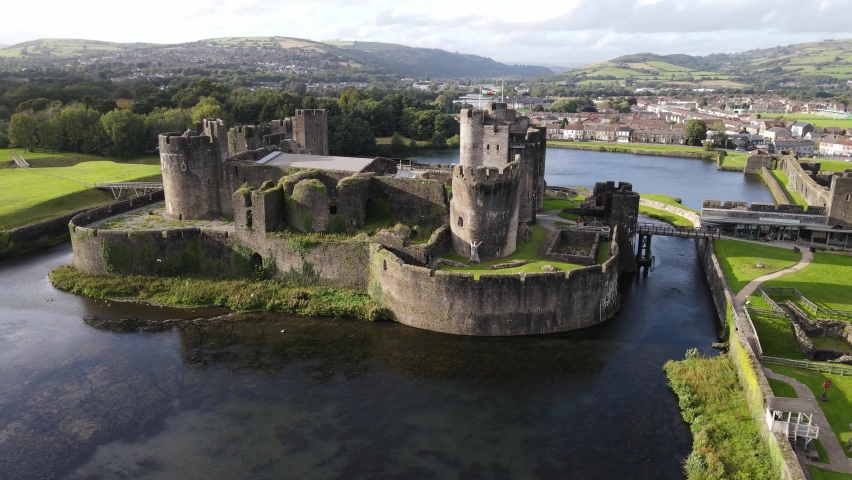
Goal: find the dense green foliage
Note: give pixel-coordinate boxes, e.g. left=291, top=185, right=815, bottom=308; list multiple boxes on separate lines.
left=49, top=265, right=392, bottom=321
left=664, top=353, right=778, bottom=480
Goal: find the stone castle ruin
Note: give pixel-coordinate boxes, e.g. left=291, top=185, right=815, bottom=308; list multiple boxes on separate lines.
left=70, top=103, right=640, bottom=336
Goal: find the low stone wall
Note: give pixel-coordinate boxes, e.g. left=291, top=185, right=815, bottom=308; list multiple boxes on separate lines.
left=1, top=209, right=84, bottom=259
left=370, top=230, right=621, bottom=336
left=759, top=167, right=787, bottom=205
left=696, top=237, right=806, bottom=480
left=544, top=228, right=600, bottom=266
left=780, top=156, right=830, bottom=207
left=639, top=199, right=701, bottom=227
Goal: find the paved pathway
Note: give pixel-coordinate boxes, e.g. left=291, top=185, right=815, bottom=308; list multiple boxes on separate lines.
left=764, top=369, right=852, bottom=474
left=735, top=248, right=813, bottom=306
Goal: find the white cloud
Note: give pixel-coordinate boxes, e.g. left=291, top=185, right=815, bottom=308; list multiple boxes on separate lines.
left=0, top=0, right=851, bottom=65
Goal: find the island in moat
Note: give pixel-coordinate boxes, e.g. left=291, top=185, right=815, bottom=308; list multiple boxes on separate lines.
left=60, top=103, right=642, bottom=336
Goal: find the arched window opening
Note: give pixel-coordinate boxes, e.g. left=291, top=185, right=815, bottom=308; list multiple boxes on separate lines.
left=457, top=217, right=464, bottom=227
left=207, top=177, right=212, bottom=186
left=234, top=166, right=239, bottom=176
left=246, top=210, right=253, bottom=228
left=329, top=205, right=338, bottom=214
left=486, top=144, right=490, bottom=151
left=496, top=144, right=500, bottom=151
left=846, top=193, right=850, bottom=201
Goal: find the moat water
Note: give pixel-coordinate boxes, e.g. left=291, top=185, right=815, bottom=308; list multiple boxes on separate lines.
left=409, top=148, right=775, bottom=209
left=1, top=150, right=774, bottom=479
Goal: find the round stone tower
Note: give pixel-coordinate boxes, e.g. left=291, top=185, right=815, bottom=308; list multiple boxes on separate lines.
left=449, top=162, right=521, bottom=261
left=159, top=118, right=227, bottom=220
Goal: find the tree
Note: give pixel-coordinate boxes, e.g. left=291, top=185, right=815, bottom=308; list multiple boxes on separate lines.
left=328, top=117, right=376, bottom=156
left=446, top=134, right=460, bottom=148
left=390, top=132, right=406, bottom=148
left=191, top=97, right=225, bottom=124
left=549, top=98, right=579, bottom=113
left=711, top=123, right=728, bottom=149
left=685, top=119, right=707, bottom=146
left=101, top=110, right=146, bottom=158
left=338, top=87, right=372, bottom=116
left=8, top=112, right=39, bottom=151
left=610, top=115, right=620, bottom=124
left=54, top=103, right=104, bottom=153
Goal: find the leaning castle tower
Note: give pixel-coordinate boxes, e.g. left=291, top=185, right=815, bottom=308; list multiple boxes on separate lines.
left=159, top=118, right=227, bottom=220
left=450, top=103, right=543, bottom=261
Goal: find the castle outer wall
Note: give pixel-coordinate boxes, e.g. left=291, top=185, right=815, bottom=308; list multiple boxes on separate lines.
left=370, top=232, right=621, bottom=336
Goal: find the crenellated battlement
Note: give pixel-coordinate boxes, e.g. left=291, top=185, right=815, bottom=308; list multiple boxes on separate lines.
left=159, top=131, right=216, bottom=154
left=296, top=109, right=324, bottom=117
left=452, top=160, right=519, bottom=185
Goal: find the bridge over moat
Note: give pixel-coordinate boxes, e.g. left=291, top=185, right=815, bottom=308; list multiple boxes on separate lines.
left=634, top=223, right=720, bottom=269
left=94, top=182, right=164, bottom=199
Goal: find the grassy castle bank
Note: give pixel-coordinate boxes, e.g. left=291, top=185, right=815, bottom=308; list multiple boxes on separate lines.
left=50, top=265, right=392, bottom=321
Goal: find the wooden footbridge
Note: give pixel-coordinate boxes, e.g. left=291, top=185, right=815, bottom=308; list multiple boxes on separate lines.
left=634, top=223, right=720, bottom=269
left=94, top=182, right=163, bottom=199
left=10, top=153, right=29, bottom=168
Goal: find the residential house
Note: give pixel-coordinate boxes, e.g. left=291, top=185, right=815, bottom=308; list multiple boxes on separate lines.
left=562, top=124, right=585, bottom=140
left=818, top=136, right=852, bottom=157
left=771, top=139, right=814, bottom=155
left=791, top=122, right=815, bottom=139
left=763, top=126, right=792, bottom=142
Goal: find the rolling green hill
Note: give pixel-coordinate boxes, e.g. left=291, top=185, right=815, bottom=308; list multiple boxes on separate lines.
left=0, top=38, right=157, bottom=58
left=556, top=39, right=852, bottom=89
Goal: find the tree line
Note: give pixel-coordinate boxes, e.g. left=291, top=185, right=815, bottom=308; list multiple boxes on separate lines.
left=1, top=78, right=459, bottom=157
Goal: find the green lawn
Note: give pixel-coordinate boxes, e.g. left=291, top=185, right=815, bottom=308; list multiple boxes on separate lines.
left=720, top=153, right=748, bottom=168
left=807, top=465, right=852, bottom=480
left=768, top=378, right=798, bottom=398
left=1, top=148, right=158, bottom=167
left=763, top=253, right=852, bottom=311
left=769, top=169, right=808, bottom=206
left=640, top=193, right=699, bottom=213
left=767, top=365, right=852, bottom=458
left=639, top=205, right=694, bottom=228
left=0, top=161, right=162, bottom=229
left=812, top=336, right=852, bottom=353
left=548, top=140, right=705, bottom=153
left=815, top=159, right=852, bottom=174
left=748, top=295, right=805, bottom=359
left=664, top=354, right=778, bottom=479
left=713, top=239, right=802, bottom=293
left=439, top=225, right=585, bottom=279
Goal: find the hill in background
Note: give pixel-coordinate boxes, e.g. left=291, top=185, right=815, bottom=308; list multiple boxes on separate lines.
left=550, top=39, right=852, bottom=89
left=0, top=36, right=551, bottom=79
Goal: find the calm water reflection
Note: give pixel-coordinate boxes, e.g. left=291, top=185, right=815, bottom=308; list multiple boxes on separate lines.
left=408, top=148, right=774, bottom=210
left=1, top=230, right=719, bottom=479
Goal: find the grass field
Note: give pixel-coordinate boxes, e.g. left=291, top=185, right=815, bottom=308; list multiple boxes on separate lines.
left=767, top=365, right=852, bottom=459
left=439, top=225, right=585, bottom=279
left=713, top=239, right=802, bottom=293
left=763, top=113, right=852, bottom=130
left=548, top=141, right=706, bottom=154
left=0, top=161, right=162, bottom=229
left=814, top=159, right=852, bottom=174
left=375, top=135, right=431, bottom=147
left=664, top=354, right=777, bottom=479
left=811, top=336, right=852, bottom=353
left=769, top=169, right=808, bottom=206
left=808, top=465, right=852, bottom=480
left=640, top=193, right=699, bottom=213
left=763, top=253, right=852, bottom=311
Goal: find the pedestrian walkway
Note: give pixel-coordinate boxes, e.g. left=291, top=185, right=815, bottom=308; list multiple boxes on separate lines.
left=735, top=248, right=813, bottom=306
left=764, top=368, right=852, bottom=474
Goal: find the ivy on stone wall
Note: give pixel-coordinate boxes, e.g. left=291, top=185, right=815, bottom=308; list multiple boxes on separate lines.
left=100, top=238, right=134, bottom=273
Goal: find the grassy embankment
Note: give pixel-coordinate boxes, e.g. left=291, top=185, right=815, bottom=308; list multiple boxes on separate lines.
left=439, top=224, right=587, bottom=279
left=769, top=169, right=808, bottom=206
left=763, top=253, right=852, bottom=312
left=664, top=352, right=778, bottom=479
left=49, top=265, right=389, bottom=321
left=0, top=150, right=161, bottom=229
left=547, top=140, right=720, bottom=159
left=638, top=193, right=699, bottom=227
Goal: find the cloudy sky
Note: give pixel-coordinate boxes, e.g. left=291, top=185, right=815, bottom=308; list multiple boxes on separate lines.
left=3, top=0, right=852, bottom=66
